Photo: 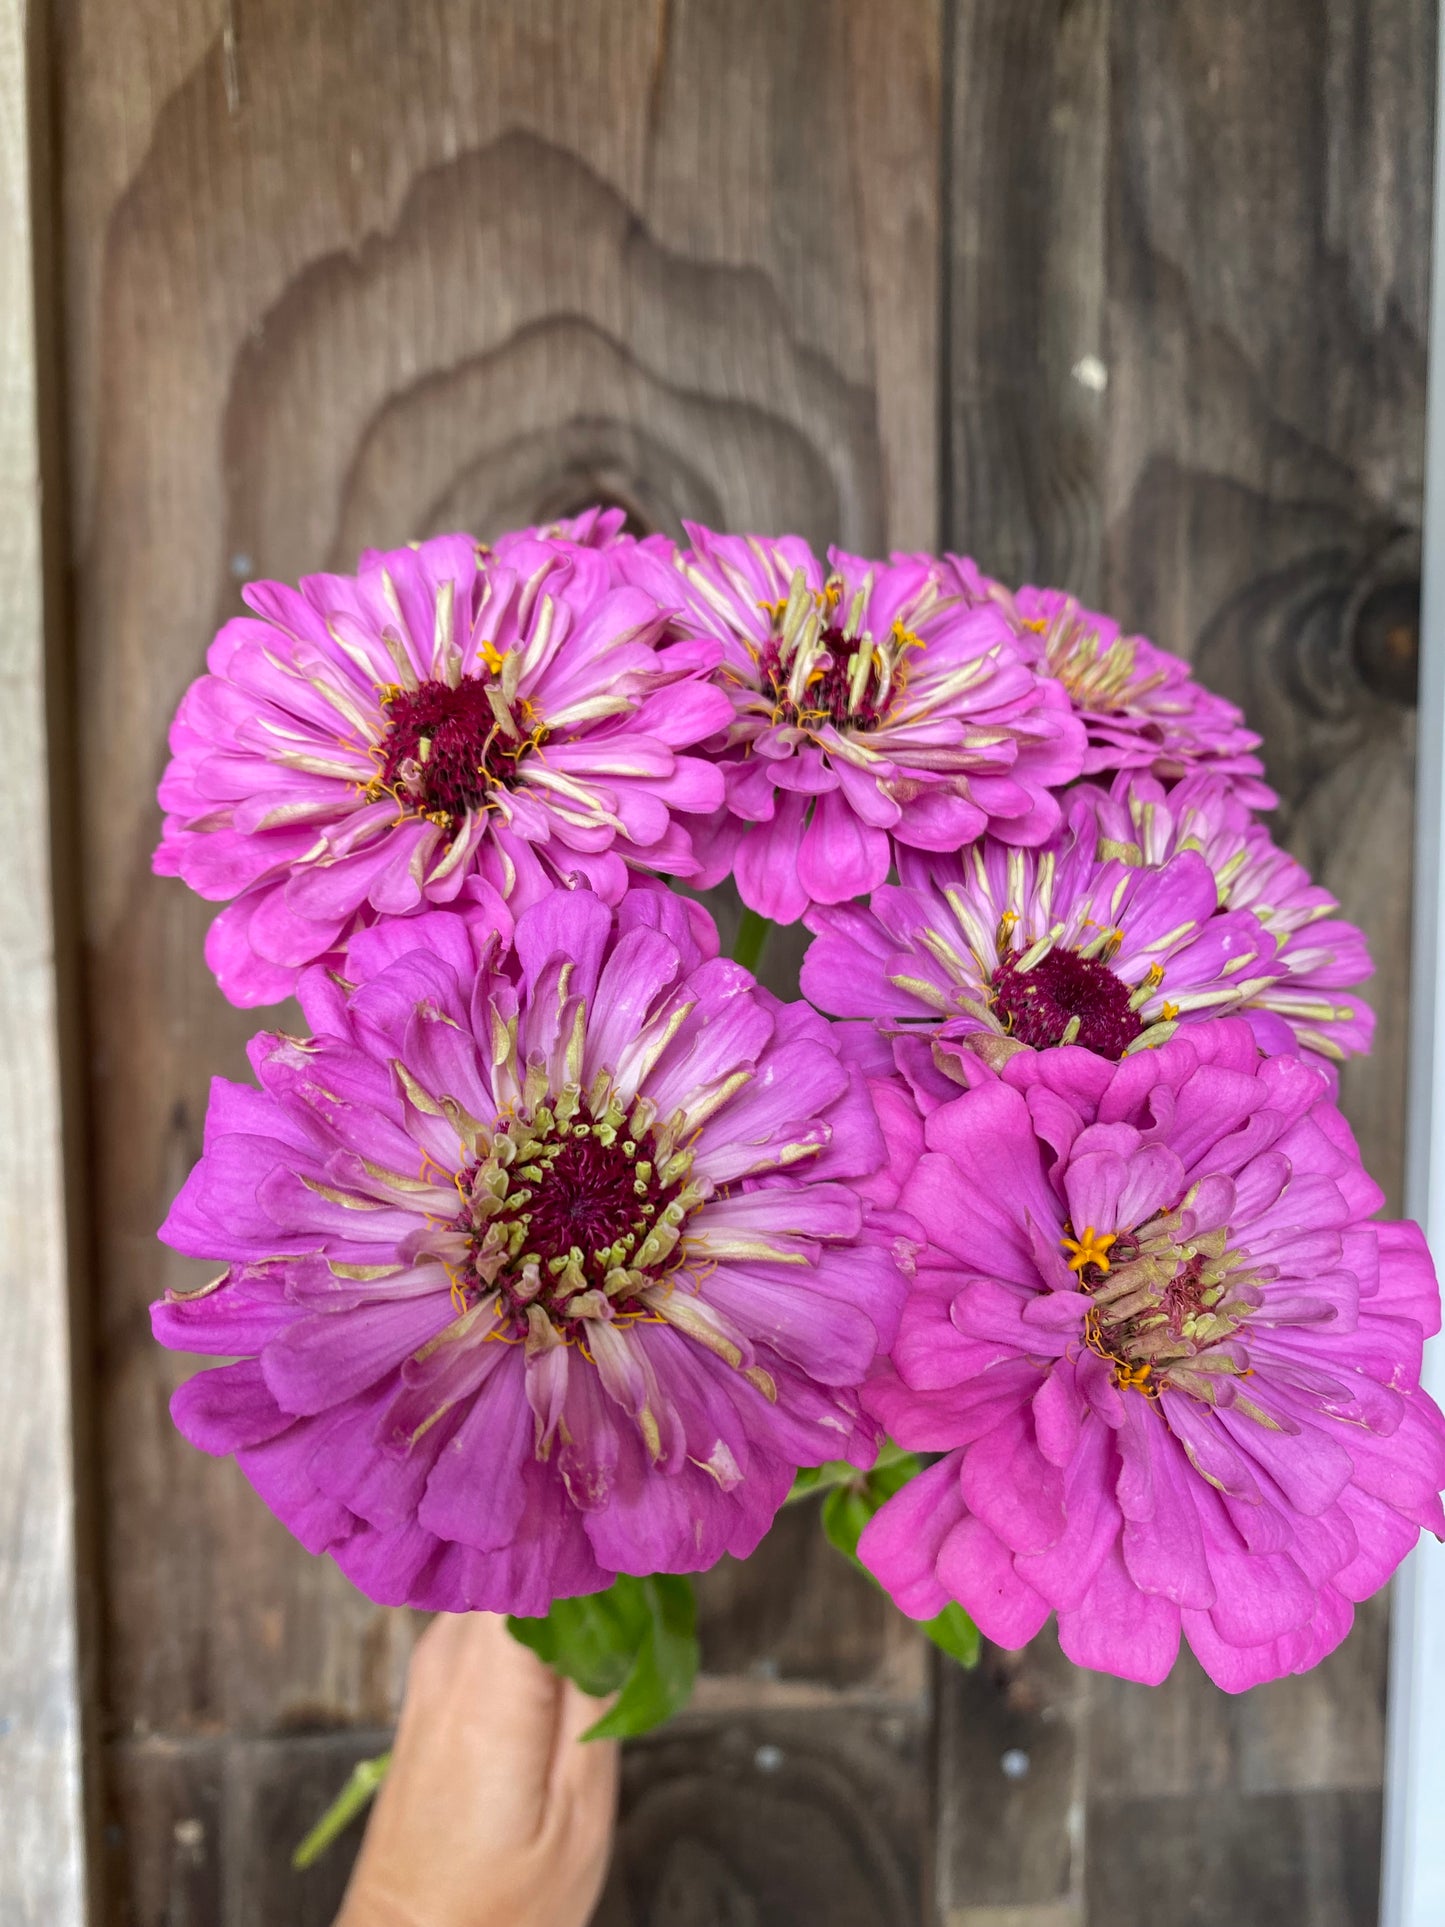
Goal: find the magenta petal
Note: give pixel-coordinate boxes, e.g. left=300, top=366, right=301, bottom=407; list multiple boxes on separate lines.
left=734, top=797, right=813, bottom=922
left=170, top=1360, right=292, bottom=1453
left=262, top=1296, right=457, bottom=1416
left=1057, top=1541, right=1181, bottom=1684
left=796, top=792, right=891, bottom=906
left=936, top=1510, right=1052, bottom=1648
left=958, top=1406, right=1067, bottom=1555
left=858, top=1454, right=967, bottom=1619
left=331, top=1520, right=443, bottom=1607
left=1014, top=1418, right=1121, bottom=1612
left=237, top=1421, right=359, bottom=1555
left=418, top=1353, right=534, bottom=1551
left=1118, top=1420, right=1216, bottom=1610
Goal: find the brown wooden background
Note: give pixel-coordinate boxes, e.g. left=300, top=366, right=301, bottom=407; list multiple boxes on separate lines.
left=49, top=2, right=1433, bottom=1922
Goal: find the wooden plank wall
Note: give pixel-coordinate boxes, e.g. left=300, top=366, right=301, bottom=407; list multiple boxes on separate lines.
left=0, top=1, right=92, bottom=1922
left=940, top=7, right=1433, bottom=1925
left=46, top=2, right=1432, bottom=1923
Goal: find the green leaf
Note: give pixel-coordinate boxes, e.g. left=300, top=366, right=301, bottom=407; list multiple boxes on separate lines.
left=809, top=1447, right=980, bottom=1673
left=508, top=1577, right=652, bottom=1698
left=784, top=1440, right=917, bottom=1507
left=820, top=1481, right=878, bottom=1561
left=920, top=1600, right=981, bottom=1669
left=581, top=1573, right=698, bottom=1741
left=731, top=907, right=772, bottom=973
left=508, top=1572, right=699, bottom=1741
left=292, top=1750, right=392, bottom=1871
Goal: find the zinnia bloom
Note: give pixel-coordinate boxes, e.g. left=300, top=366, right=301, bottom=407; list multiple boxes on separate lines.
left=800, top=786, right=1279, bottom=1091
left=154, top=532, right=731, bottom=1005
left=493, top=505, right=631, bottom=552
left=629, top=529, right=1086, bottom=922
left=1090, top=772, right=1374, bottom=1062
left=857, top=1020, right=1445, bottom=1688
left=946, top=558, right=1274, bottom=808
left=154, top=884, right=908, bottom=1615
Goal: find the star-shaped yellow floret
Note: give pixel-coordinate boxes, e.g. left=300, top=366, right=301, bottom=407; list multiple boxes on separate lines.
left=1061, top=1225, right=1118, bottom=1275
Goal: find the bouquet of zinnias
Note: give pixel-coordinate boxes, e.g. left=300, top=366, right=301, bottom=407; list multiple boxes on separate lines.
left=153, top=511, right=1445, bottom=1847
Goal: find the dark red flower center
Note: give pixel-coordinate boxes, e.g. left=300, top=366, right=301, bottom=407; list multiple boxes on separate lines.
left=462, top=1102, right=693, bottom=1338
left=523, top=1133, right=671, bottom=1264
left=760, top=624, right=888, bottom=732
left=376, top=677, right=543, bottom=822
left=989, top=948, right=1142, bottom=1057
left=1063, top=1210, right=1250, bottom=1404
left=1160, top=1253, right=1211, bottom=1334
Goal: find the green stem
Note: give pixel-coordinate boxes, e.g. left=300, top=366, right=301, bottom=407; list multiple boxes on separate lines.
left=292, top=1750, right=392, bottom=1871
left=732, top=907, right=772, bottom=974
left=783, top=1439, right=916, bottom=1507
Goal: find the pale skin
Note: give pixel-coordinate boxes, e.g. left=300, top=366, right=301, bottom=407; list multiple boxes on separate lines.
left=335, top=1613, right=619, bottom=1927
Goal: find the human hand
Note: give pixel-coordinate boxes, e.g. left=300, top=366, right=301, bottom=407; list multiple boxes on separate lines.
left=334, top=1612, right=619, bottom=1927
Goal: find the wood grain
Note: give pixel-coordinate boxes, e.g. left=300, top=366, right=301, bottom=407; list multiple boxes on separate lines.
left=943, top=1, right=1433, bottom=1922
left=1092, top=19, right=1432, bottom=1906
left=0, top=2, right=90, bottom=1922
left=1086, top=1788, right=1383, bottom=1927
left=594, top=1709, right=926, bottom=1927
left=55, top=1, right=941, bottom=1918
left=934, top=1632, right=1084, bottom=1919
left=1104, top=0, right=1432, bottom=1216
left=112, top=1709, right=927, bottom=1927
left=947, top=0, right=1110, bottom=601
left=108, top=1732, right=384, bottom=1927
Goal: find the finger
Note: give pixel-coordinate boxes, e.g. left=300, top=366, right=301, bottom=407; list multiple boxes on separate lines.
left=548, top=1676, right=620, bottom=1807
left=546, top=1681, right=620, bottom=1874
left=400, top=1613, right=567, bottom=1841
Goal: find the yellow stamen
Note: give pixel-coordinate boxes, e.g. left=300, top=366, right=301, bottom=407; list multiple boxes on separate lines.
left=1061, top=1225, right=1117, bottom=1275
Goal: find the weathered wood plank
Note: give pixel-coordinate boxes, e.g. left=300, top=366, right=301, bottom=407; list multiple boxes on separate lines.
left=694, top=1494, right=928, bottom=1703
left=111, top=1708, right=927, bottom=1927
left=947, top=0, right=1110, bottom=601
left=0, top=1, right=90, bottom=1922
left=934, top=1632, right=1084, bottom=1921
left=110, top=1731, right=388, bottom=1927
left=1104, top=0, right=1432, bottom=1214
left=56, top=1, right=942, bottom=1917
left=943, top=1, right=1433, bottom=1920
left=941, top=5, right=1107, bottom=1919
left=594, top=1709, right=926, bottom=1927
left=1087, top=1788, right=1383, bottom=1927
left=1090, top=0, right=1431, bottom=1914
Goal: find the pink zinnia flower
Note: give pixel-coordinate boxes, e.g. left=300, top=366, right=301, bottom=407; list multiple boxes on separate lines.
left=857, top=1021, right=1445, bottom=1689
left=154, top=532, right=731, bottom=1005
left=801, top=787, right=1278, bottom=1092
left=628, top=529, right=1086, bottom=922
left=946, top=558, right=1274, bottom=808
left=1090, top=772, right=1374, bottom=1062
left=493, top=505, right=632, bottom=552
left=153, top=885, right=908, bottom=1616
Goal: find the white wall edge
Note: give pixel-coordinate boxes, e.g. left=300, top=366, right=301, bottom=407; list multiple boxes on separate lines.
left=1381, top=15, right=1445, bottom=1925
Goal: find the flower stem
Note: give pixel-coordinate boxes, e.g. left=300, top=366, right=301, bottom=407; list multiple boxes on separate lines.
left=783, top=1439, right=916, bottom=1507
left=292, top=1750, right=392, bottom=1870
left=732, top=908, right=772, bottom=974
